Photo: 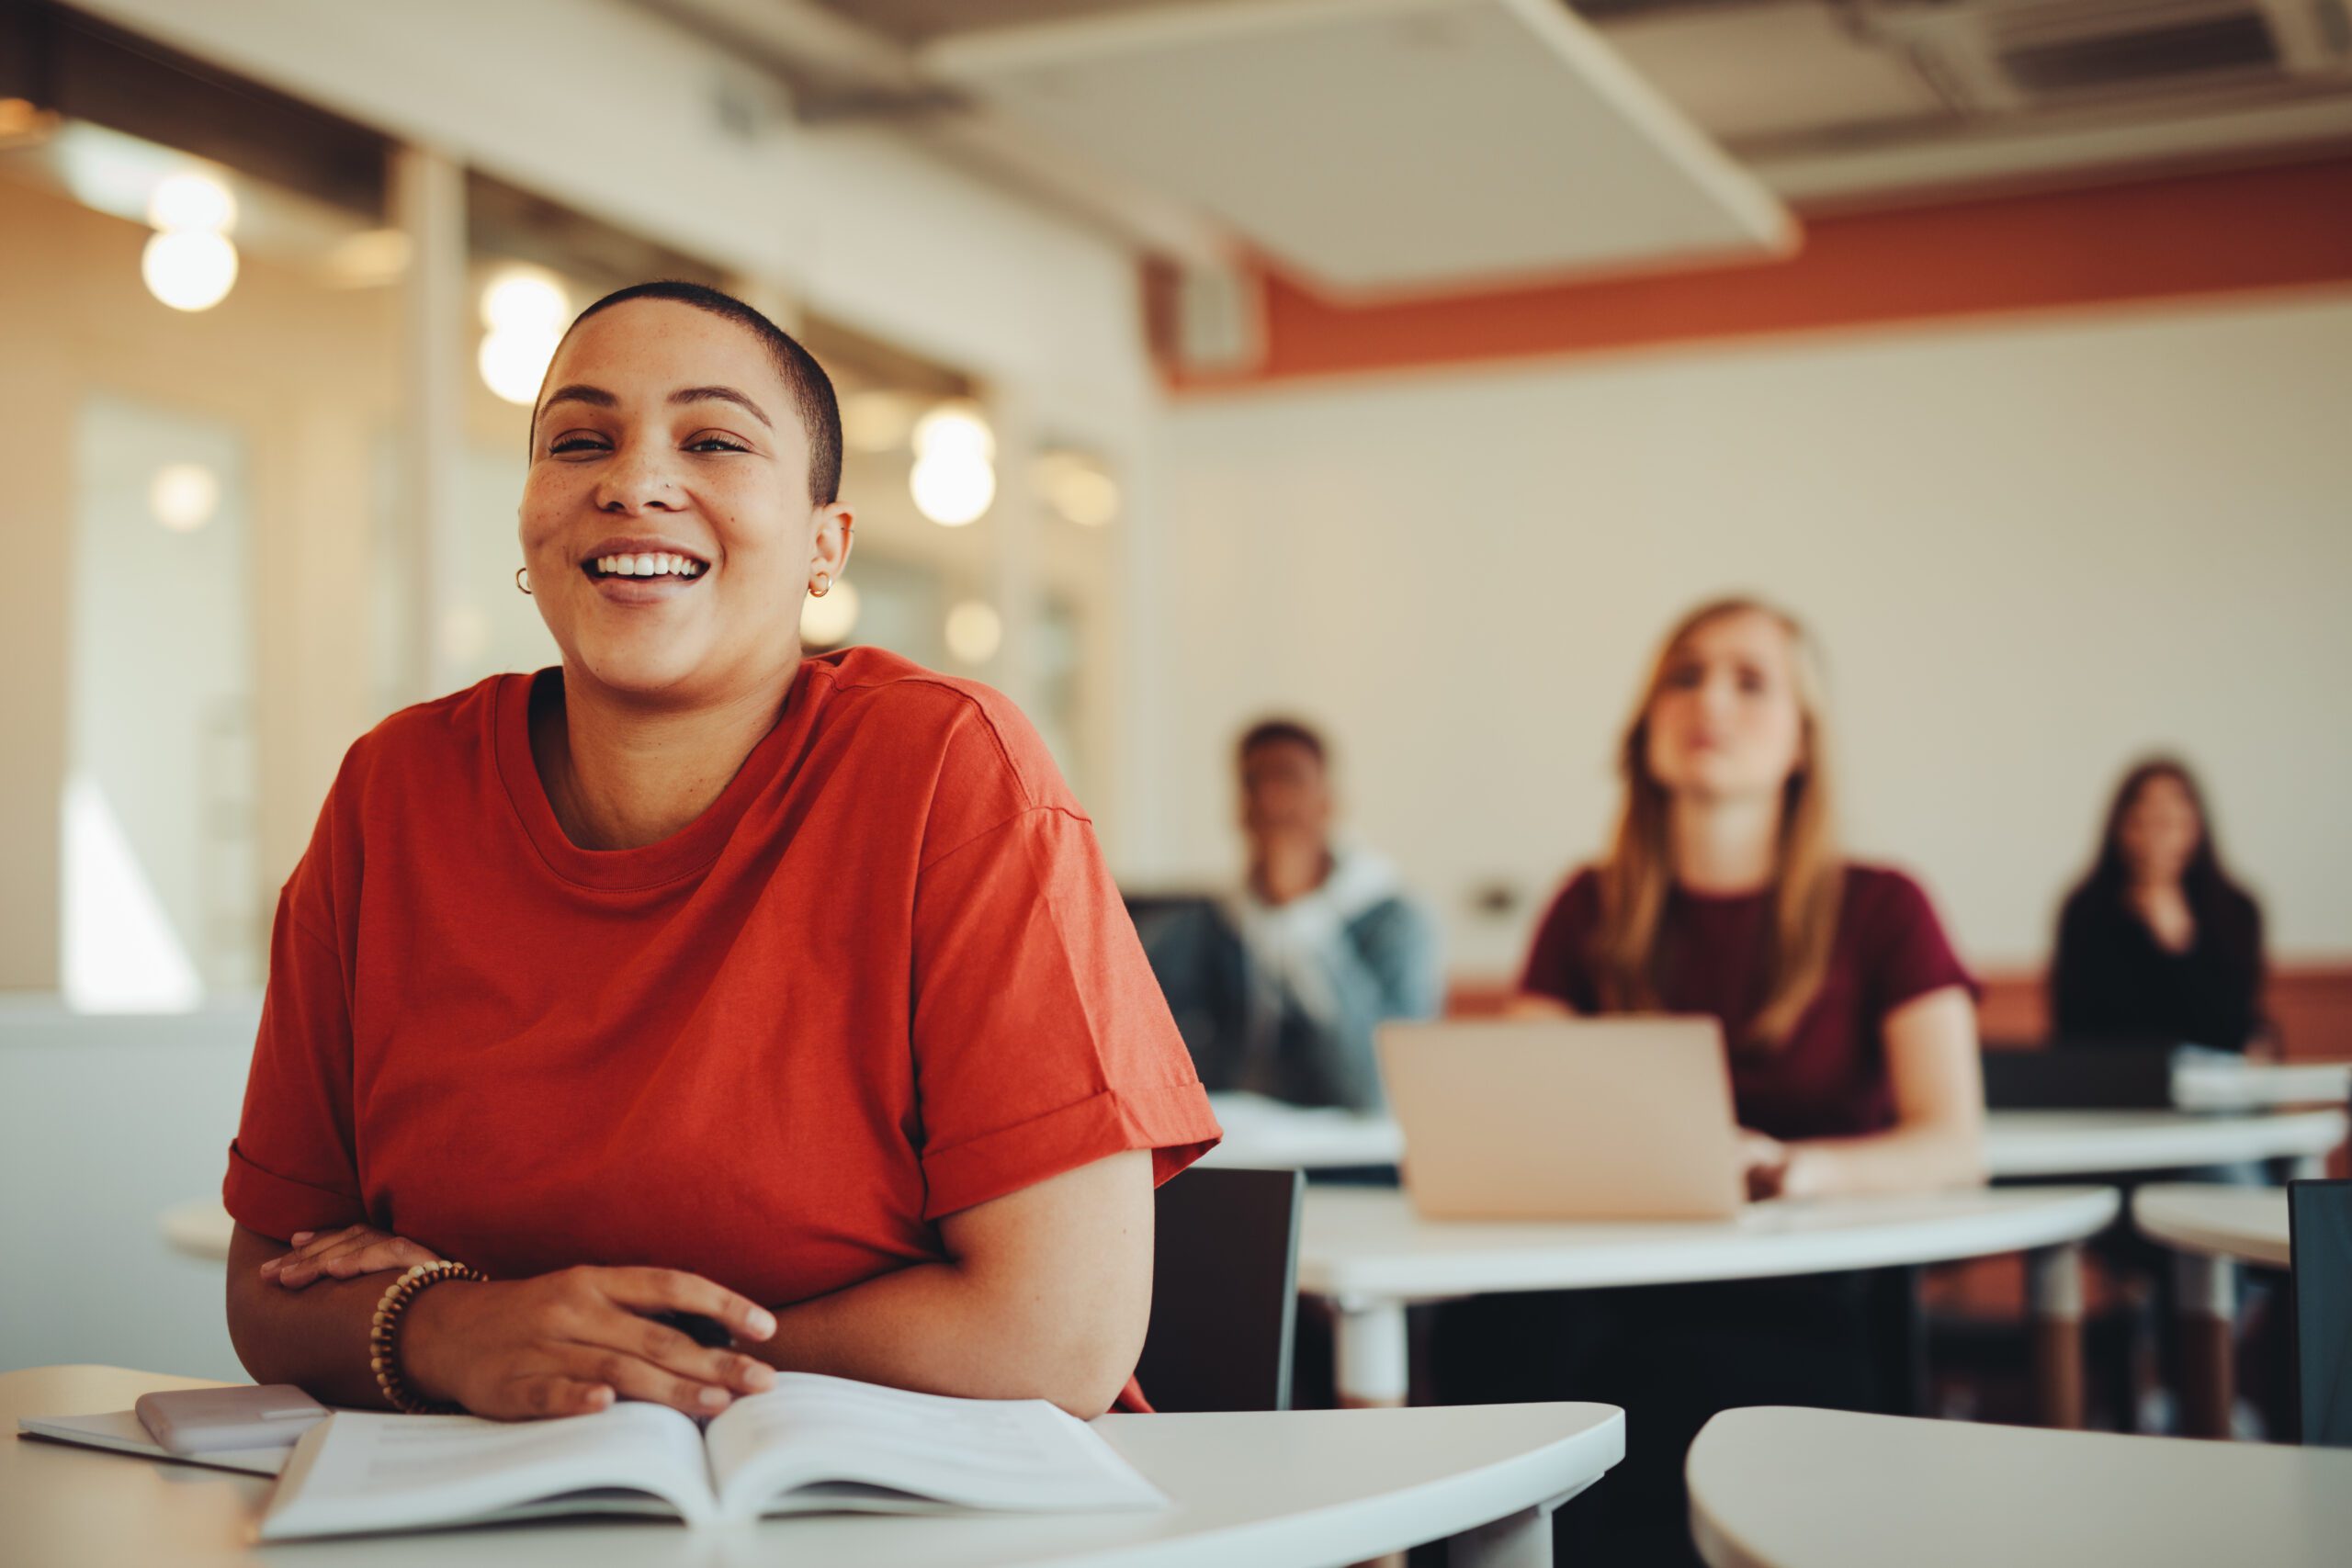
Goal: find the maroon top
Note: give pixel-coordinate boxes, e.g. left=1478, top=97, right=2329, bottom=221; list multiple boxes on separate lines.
left=1520, top=863, right=1974, bottom=1140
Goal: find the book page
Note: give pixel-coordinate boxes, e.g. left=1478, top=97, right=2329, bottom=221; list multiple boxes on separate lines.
left=706, top=1373, right=1166, bottom=1523
left=257, top=1402, right=715, bottom=1541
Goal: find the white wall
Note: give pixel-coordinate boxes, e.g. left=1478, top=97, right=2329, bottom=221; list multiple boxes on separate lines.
left=0, top=1002, right=257, bottom=1379
left=1148, top=290, right=2352, bottom=976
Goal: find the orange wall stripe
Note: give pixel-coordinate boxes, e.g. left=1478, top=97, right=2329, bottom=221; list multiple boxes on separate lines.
left=1167, top=157, right=2352, bottom=389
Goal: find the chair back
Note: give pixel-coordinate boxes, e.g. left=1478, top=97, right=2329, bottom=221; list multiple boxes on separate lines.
left=1135, top=1166, right=1304, bottom=1412
left=1978, top=1040, right=2177, bottom=1110
left=2290, top=1178, right=2352, bottom=1446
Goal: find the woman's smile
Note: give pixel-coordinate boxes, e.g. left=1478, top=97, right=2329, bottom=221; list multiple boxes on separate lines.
left=587, top=570, right=705, bottom=606
left=577, top=534, right=714, bottom=606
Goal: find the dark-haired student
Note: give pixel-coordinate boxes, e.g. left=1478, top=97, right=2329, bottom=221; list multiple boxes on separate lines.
left=1436, top=598, right=1984, bottom=1568
left=1140, top=718, right=1442, bottom=1111
left=2052, top=757, right=2267, bottom=1053
left=2053, top=759, right=2278, bottom=1433
left=222, top=282, right=1219, bottom=1426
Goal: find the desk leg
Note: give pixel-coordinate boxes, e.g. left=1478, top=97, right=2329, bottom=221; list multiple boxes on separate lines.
left=1333, top=1296, right=1410, bottom=1409
left=2176, top=1252, right=2238, bottom=1439
left=2027, top=1243, right=2086, bottom=1429
left=1448, top=1499, right=1560, bottom=1568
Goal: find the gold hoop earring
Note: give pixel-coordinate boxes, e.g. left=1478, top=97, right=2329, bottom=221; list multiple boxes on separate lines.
left=809, top=572, right=831, bottom=598
left=514, top=567, right=532, bottom=596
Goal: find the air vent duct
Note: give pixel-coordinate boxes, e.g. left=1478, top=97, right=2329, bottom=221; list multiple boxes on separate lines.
left=1853, top=0, right=2352, bottom=113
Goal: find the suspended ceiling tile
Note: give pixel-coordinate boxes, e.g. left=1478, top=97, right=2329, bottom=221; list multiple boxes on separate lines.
left=926, top=0, right=1796, bottom=296
left=807, top=0, right=1232, bottom=46
left=1600, top=2, right=1954, bottom=146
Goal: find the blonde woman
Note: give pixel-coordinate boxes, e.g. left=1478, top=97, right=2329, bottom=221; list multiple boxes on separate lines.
left=1440, top=599, right=1984, bottom=1568
left=1521, top=597, right=1985, bottom=1198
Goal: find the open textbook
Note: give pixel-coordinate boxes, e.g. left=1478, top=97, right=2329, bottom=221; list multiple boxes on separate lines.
left=10, top=1372, right=1168, bottom=1541
left=255, top=1372, right=1167, bottom=1540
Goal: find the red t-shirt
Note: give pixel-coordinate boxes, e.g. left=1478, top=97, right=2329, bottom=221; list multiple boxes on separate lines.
left=1520, top=863, right=1973, bottom=1140
left=224, top=647, right=1221, bottom=1311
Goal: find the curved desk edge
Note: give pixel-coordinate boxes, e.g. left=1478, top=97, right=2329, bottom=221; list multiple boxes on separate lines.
left=2, top=1366, right=1624, bottom=1568
left=1687, top=1404, right=2352, bottom=1568
left=2129, top=1183, right=2292, bottom=1269
left=1296, top=1187, right=2120, bottom=1300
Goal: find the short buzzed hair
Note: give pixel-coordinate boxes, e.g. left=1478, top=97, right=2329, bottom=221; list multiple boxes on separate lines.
left=1238, top=717, right=1328, bottom=768
left=552, top=280, right=842, bottom=507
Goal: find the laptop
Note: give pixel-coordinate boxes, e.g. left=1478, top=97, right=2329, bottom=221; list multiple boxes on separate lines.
left=1376, top=1017, right=1745, bottom=1221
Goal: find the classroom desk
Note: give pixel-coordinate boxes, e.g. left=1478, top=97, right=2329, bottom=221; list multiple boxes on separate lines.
left=1685, top=1404, right=2352, bottom=1568
left=1200, top=1099, right=2348, bottom=1181
left=2132, top=1183, right=2291, bottom=1270
left=1199, top=1093, right=1405, bottom=1171
left=2131, top=1183, right=2294, bottom=1440
left=2170, top=1057, right=2352, bottom=1114
left=1296, top=1185, right=2120, bottom=1426
left=1984, top=1109, right=2346, bottom=1180
left=4, top=1365, right=1623, bottom=1568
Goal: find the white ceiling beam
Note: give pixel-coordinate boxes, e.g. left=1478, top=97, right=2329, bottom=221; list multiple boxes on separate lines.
left=1748, top=89, right=2352, bottom=207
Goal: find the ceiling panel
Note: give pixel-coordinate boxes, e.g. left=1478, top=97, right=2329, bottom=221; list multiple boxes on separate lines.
left=925, top=0, right=1795, bottom=295
left=808, top=0, right=1232, bottom=45
left=1601, top=2, right=1952, bottom=144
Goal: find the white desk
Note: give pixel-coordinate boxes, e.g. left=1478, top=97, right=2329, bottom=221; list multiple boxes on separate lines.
left=5, top=1365, right=1623, bottom=1568
left=2171, top=1057, right=2352, bottom=1113
left=2132, top=1183, right=2291, bottom=1270
left=1686, top=1404, right=2352, bottom=1568
left=1200, top=1094, right=1404, bottom=1171
left=2131, top=1183, right=2295, bottom=1439
left=1297, top=1185, right=2120, bottom=1425
left=1203, top=1100, right=2347, bottom=1181
left=1985, top=1109, right=2346, bottom=1179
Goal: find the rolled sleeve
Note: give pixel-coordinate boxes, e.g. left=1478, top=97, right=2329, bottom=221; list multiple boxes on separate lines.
left=921, top=1081, right=1221, bottom=1222
left=1864, top=868, right=1978, bottom=1019
left=222, top=1139, right=368, bottom=1241
left=911, top=807, right=1221, bottom=1221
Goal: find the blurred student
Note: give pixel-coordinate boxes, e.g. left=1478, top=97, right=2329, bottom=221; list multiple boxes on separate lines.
left=1521, top=597, right=1984, bottom=1198
left=2052, top=758, right=2267, bottom=1052
left=1440, top=598, right=1984, bottom=1568
left=2054, top=761, right=2276, bottom=1431
left=1141, top=719, right=1442, bottom=1111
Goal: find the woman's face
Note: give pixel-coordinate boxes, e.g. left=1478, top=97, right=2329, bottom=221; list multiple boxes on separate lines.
left=1644, top=609, right=1807, bottom=804
left=518, top=299, right=849, bottom=703
left=2120, top=774, right=2202, bottom=886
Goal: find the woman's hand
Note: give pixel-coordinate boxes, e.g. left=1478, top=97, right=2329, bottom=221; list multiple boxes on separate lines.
left=1738, top=1129, right=1791, bottom=1201
left=262, top=1224, right=441, bottom=1290
left=400, top=1267, right=778, bottom=1421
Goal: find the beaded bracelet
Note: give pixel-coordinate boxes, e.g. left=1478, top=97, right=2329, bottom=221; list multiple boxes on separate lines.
left=370, top=1260, right=488, bottom=1415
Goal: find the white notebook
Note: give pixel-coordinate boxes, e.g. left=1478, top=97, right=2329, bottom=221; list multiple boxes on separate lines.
left=255, top=1372, right=1166, bottom=1540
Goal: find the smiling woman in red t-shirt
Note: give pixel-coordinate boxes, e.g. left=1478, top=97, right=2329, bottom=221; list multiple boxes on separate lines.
left=222, top=282, right=1220, bottom=1423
